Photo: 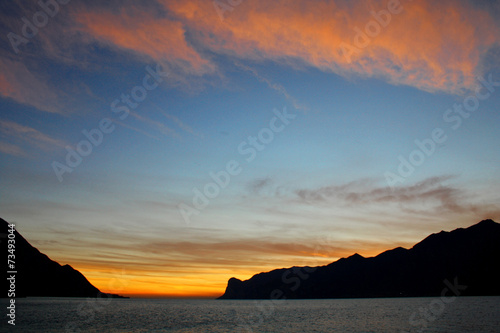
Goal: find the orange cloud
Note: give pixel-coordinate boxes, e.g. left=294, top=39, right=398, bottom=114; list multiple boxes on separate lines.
left=2, top=0, right=497, bottom=109
left=165, top=0, right=499, bottom=94
left=74, top=9, right=215, bottom=76
left=70, top=0, right=498, bottom=94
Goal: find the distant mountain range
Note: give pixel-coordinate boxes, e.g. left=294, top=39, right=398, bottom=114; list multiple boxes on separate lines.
left=219, top=219, right=500, bottom=299
left=1, top=218, right=126, bottom=298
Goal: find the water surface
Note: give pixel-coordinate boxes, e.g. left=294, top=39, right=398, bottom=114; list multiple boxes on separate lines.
left=3, top=296, right=499, bottom=332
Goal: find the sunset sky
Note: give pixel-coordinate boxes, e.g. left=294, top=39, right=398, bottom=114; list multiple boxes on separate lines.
left=1, top=0, right=499, bottom=297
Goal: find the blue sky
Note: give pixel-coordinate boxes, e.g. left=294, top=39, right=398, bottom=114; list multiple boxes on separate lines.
left=0, top=0, right=499, bottom=296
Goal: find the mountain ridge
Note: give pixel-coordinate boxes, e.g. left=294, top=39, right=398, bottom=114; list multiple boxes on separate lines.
left=219, top=219, right=500, bottom=299
left=1, top=217, right=126, bottom=298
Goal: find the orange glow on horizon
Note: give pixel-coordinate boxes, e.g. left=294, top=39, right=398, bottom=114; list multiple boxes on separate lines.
left=73, top=245, right=394, bottom=298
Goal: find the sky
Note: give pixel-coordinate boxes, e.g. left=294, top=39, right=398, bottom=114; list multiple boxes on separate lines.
left=0, top=0, right=499, bottom=298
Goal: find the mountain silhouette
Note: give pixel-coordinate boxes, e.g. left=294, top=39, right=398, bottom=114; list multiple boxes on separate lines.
left=219, top=219, right=500, bottom=299
left=1, top=218, right=126, bottom=298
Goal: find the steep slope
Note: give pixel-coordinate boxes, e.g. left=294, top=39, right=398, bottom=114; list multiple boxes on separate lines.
left=1, top=218, right=125, bottom=298
left=219, top=219, right=500, bottom=299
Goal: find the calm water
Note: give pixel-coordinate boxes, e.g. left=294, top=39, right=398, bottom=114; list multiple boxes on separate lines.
left=1, top=296, right=499, bottom=332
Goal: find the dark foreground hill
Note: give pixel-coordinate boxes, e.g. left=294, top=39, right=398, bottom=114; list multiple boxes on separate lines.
left=1, top=218, right=126, bottom=298
left=219, top=219, right=500, bottom=299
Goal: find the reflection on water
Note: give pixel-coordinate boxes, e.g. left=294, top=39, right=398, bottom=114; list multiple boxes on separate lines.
left=6, top=296, right=500, bottom=332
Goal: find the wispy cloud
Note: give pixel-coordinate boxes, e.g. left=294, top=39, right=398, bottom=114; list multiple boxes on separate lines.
left=73, top=7, right=216, bottom=77
left=247, top=177, right=274, bottom=195
left=165, top=0, right=499, bottom=94
left=37, top=228, right=389, bottom=277
left=294, top=176, right=499, bottom=217
left=0, top=120, right=66, bottom=156
left=154, top=105, right=204, bottom=138
left=0, top=141, right=27, bottom=158
left=235, top=63, right=310, bottom=112
left=0, top=58, right=65, bottom=114
left=2, top=0, right=495, bottom=119
left=112, top=119, right=159, bottom=140
left=128, top=111, right=180, bottom=138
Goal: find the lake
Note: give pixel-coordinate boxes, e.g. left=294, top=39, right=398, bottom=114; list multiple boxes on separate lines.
left=3, top=296, right=499, bottom=332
